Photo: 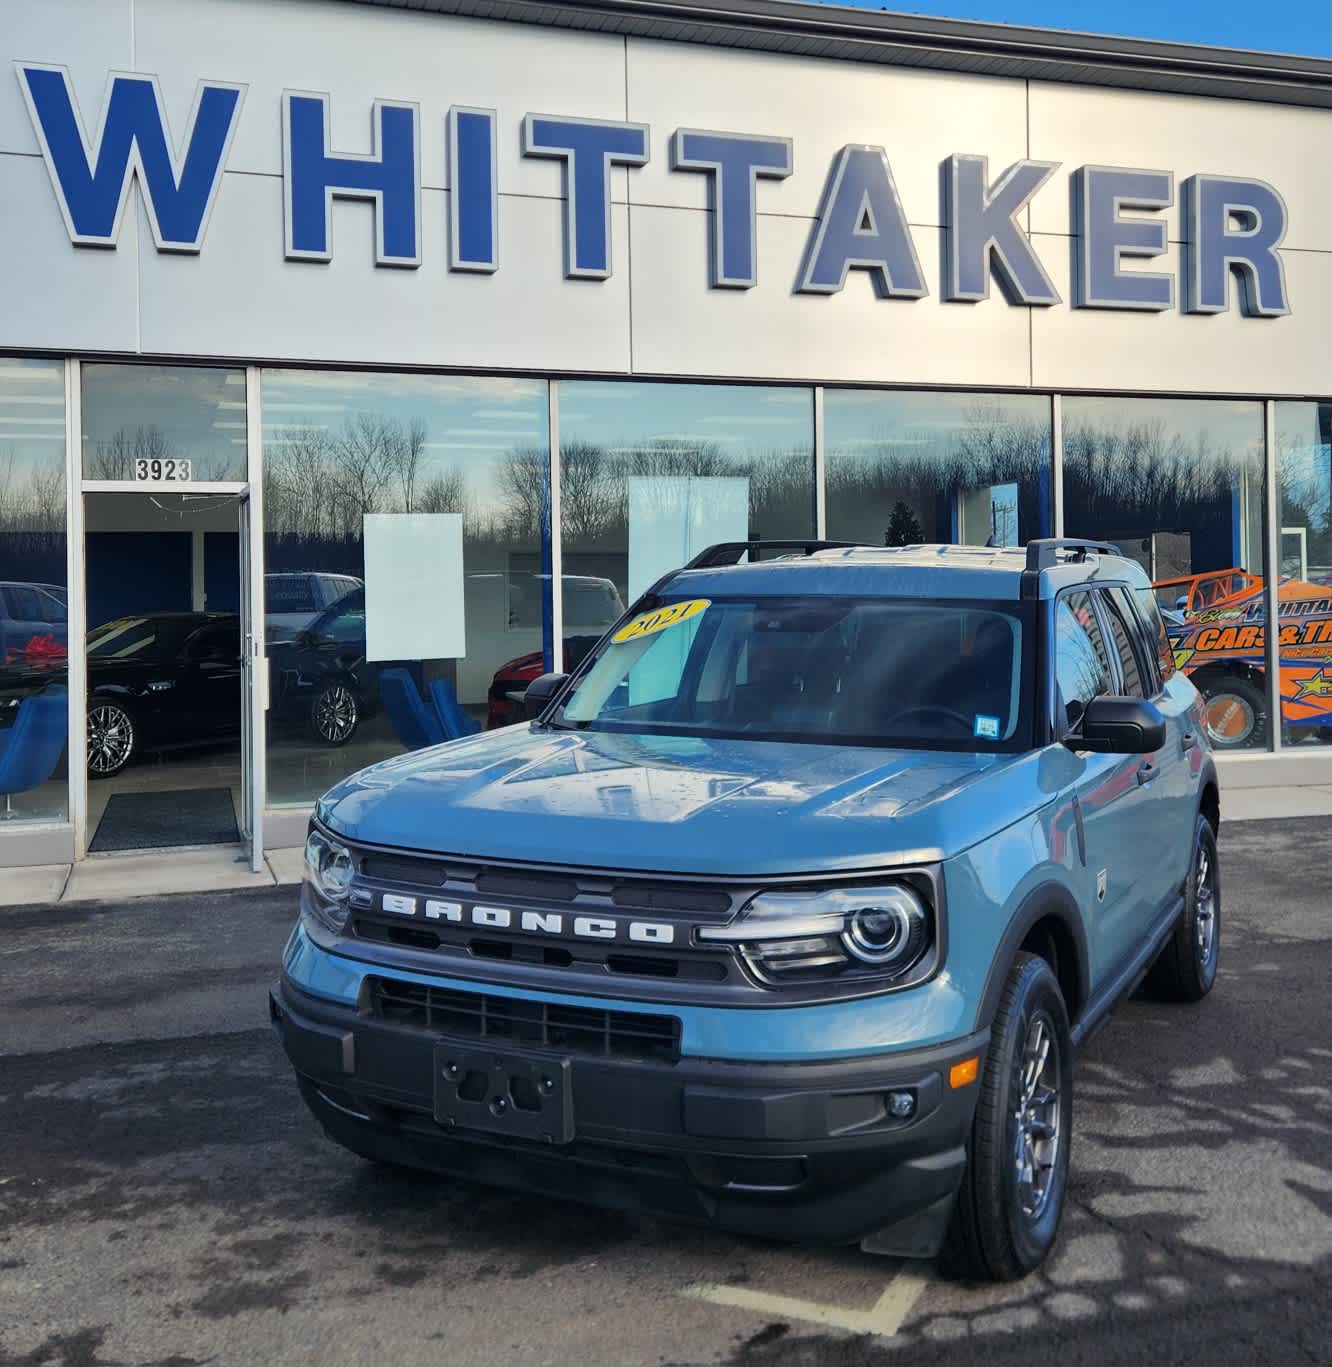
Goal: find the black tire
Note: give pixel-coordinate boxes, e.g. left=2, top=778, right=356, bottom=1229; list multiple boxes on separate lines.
left=944, top=952, right=1074, bottom=1282
left=1146, top=814, right=1220, bottom=1003
left=308, top=681, right=360, bottom=746
left=86, top=700, right=137, bottom=779
left=1196, top=674, right=1266, bottom=750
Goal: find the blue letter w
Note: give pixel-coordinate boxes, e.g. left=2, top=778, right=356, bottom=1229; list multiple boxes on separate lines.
left=17, top=64, right=245, bottom=252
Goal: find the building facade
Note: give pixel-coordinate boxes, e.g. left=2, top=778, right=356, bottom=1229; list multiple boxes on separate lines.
left=2, top=0, right=1331, bottom=869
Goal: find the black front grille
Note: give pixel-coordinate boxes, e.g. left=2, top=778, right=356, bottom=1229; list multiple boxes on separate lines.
left=366, top=977, right=681, bottom=1063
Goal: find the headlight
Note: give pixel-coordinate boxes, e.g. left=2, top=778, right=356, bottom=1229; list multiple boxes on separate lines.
left=301, top=828, right=355, bottom=934
left=698, top=882, right=935, bottom=987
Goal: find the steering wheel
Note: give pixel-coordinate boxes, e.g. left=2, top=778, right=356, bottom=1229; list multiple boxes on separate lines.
left=891, top=704, right=976, bottom=734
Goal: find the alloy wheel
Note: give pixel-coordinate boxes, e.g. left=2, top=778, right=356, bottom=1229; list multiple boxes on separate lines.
left=1195, top=840, right=1217, bottom=969
left=1013, top=1014, right=1061, bottom=1221
left=314, top=685, right=358, bottom=743
left=87, top=704, right=135, bottom=776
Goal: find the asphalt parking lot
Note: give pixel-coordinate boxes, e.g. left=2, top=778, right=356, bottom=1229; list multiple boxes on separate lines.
left=2, top=817, right=1329, bottom=1367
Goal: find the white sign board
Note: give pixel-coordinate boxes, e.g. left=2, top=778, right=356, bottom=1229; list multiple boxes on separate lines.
left=627, top=476, right=750, bottom=600
left=363, top=512, right=465, bottom=662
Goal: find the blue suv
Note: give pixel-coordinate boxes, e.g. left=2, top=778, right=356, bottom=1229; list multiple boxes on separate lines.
left=272, top=538, right=1219, bottom=1281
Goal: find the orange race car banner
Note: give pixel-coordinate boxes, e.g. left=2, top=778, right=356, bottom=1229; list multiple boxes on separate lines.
left=1158, top=568, right=1332, bottom=732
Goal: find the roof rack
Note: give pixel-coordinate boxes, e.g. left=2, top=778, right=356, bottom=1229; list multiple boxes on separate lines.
left=1023, top=538, right=1120, bottom=572
left=681, top=538, right=861, bottom=571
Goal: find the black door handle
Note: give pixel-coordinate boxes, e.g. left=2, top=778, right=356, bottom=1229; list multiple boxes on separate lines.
left=1181, top=731, right=1197, bottom=752
left=1136, top=762, right=1157, bottom=786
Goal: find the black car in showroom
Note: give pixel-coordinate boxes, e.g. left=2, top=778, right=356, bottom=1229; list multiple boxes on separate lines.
left=267, top=586, right=380, bottom=746
left=84, top=612, right=244, bottom=778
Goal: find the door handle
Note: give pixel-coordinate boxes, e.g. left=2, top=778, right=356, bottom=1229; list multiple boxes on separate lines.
left=1181, top=731, right=1197, bottom=752
left=1136, top=762, right=1157, bottom=786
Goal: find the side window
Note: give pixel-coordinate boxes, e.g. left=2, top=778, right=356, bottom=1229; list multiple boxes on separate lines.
left=9, top=587, right=41, bottom=621
left=1132, top=586, right=1176, bottom=684
left=1054, top=591, right=1114, bottom=730
left=1100, top=587, right=1148, bottom=698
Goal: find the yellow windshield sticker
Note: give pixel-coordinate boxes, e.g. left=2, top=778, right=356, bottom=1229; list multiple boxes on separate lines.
left=612, top=598, right=710, bottom=645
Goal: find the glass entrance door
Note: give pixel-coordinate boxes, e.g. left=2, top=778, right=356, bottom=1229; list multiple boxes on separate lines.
left=238, top=492, right=265, bottom=871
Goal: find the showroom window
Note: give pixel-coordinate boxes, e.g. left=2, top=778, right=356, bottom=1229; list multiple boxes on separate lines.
left=261, top=370, right=550, bottom=805
left=1274, top=402, right=1332, bottom=748
left=0, top=358, right=68, bottom=823
left=557, top=382, right=816, bottom=666
left=82, top=363, right=247, bottom=482
left=824, top=390, right=1051, bottom=548
left=1063, top=396, right=1269, bottom=750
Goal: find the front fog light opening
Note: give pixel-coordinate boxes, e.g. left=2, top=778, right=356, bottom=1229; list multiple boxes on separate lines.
left=886, top=1090, right=916, bottom=1120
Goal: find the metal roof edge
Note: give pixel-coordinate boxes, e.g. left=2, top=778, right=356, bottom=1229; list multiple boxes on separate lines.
left=342, top=0, right=1332, bottom=109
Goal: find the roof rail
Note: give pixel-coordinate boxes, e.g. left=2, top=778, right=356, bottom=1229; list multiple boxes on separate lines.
left=681, top=538, right=861, bottom=571
left=1023, top=538, right=1121, bottom=573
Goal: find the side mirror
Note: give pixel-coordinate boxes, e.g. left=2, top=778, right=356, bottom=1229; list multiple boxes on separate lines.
left=524, top=671, right=569, bottom=721
left=1065, top=695, right=1166, bottom=755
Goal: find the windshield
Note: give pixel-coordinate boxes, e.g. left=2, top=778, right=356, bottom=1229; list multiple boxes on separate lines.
left=87, top=617, right=160, bottom=661
left=556, top=595, right=1032, bottom=751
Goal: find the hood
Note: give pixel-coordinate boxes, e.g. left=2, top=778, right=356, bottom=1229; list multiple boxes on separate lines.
left=317, top=725, right=1050, bottom=876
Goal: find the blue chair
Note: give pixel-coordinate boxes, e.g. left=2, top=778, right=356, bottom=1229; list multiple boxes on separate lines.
left=378, top=668, right=444, bottom=750
left=429, top=679, right=482, bottom=741
left=0, top=686, right=68, bottom=816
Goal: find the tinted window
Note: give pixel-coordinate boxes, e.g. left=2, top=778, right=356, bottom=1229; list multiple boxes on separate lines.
left=1054, top=592, right=1114, bottom=729
left=184, top=623, right=239, bottom=662
left=1132, top=585, right=1176, bottom=684
left=560, top=596, right=1031, bottom=751
left=7, top=587, right=42, bottom=620
left=1100, top=587, right=1148, bottom=698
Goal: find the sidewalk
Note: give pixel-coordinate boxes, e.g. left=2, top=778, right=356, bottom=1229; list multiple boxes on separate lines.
left=0, top=788, right=1325, bottom=908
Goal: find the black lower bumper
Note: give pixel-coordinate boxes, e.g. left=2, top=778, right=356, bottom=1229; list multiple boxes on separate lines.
left=271, top=977, right=985, bottom=1252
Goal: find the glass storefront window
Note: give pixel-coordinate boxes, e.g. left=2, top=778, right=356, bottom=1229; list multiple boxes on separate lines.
left=262, top=371, right=550, bottom=805
left=1274, top=402, right=1332, bottom=748
left=82, top=363, right=247, bottom=481
left=824, top=391, right=1051, bottom=548
left=1063, top=396, right=1268, bottom=750
left=0, top=359, right=68, bottom=822
left=557, top=381, right=815, bottom=666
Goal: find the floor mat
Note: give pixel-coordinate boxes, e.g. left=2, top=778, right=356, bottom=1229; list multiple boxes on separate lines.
left=89, top=787, right=240, bottom=852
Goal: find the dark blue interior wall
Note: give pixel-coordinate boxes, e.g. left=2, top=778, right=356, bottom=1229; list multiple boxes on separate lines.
left=85, top=532, right=190, bottom=629
left=204, top=532, right=240, bottom=612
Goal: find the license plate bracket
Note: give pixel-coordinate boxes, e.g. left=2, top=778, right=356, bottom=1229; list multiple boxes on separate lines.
left=433, top=1040, right=574, bottom=1144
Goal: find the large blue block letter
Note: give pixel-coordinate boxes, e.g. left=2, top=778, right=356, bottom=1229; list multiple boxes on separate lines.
left=1184, top=175, right=1290, bottom=317
left=448, top=107, right=498, bottom=273
left=284, top=93, right=420, bottom=266
left=522, top=115, right=648, bottom=278
left=17, top=64, right=244, bottom=252
left=798, top=146, right=926, bottom=298
left=670, top=130, right=792, bottom=289
left=1073, top=167, right=1174, bottom=311
left=944, top=155, right=1059, bottom=305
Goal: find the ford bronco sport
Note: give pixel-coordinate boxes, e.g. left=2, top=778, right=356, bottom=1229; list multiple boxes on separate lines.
left=272, top=538, right=1219, bottom=1282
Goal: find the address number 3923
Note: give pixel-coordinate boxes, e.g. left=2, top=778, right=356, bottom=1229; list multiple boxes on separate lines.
left=133, top=458, right=192, bottom=482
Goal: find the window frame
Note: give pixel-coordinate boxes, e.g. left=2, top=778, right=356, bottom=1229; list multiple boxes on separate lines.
left=1050, top=586, right=1119, bottom=739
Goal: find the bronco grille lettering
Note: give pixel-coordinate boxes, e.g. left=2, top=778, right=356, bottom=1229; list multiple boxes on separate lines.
left=402, top=894, right=674, bottom=945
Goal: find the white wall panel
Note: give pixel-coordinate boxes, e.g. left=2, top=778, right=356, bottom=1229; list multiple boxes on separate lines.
left=629, top=205, right=1031, bottom=387
left=1031, top=236, right=1330, bottom=396
left=0, top=153, right=138, bottom=352
left=1, top=0, right=132, bottom=156
left=137, top=174, right=632, bottom=373
left=133, top=0, right=629, bottom=194
left=1029, top=83, right=1332, bottom=254
left=626, top=38, right=1027, bottom=224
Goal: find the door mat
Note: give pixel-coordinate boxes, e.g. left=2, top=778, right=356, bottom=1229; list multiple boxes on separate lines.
left=89, top=787, right=240, bottom=853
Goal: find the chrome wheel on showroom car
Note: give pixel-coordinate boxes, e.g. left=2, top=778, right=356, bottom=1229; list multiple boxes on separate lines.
left=87, top=702, right=137, bottom=778
left=309, top=682, right=359, bottom=746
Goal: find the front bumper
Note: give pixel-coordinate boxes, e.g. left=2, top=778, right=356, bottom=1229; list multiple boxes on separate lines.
left=271, top=976, right=985, bottom=1250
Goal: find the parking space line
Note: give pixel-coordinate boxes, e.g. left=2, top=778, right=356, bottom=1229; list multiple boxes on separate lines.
left=681, top=1268, right=931, bottom=1339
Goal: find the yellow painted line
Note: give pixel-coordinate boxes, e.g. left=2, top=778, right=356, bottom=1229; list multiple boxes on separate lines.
left=682, top=1268, right=931, bottom=1339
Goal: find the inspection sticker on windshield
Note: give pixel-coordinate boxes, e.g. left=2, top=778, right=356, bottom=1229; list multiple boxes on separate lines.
left=974, top=714, right=1001, bottom=740
left=612, top=599, right=710, bottom=644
